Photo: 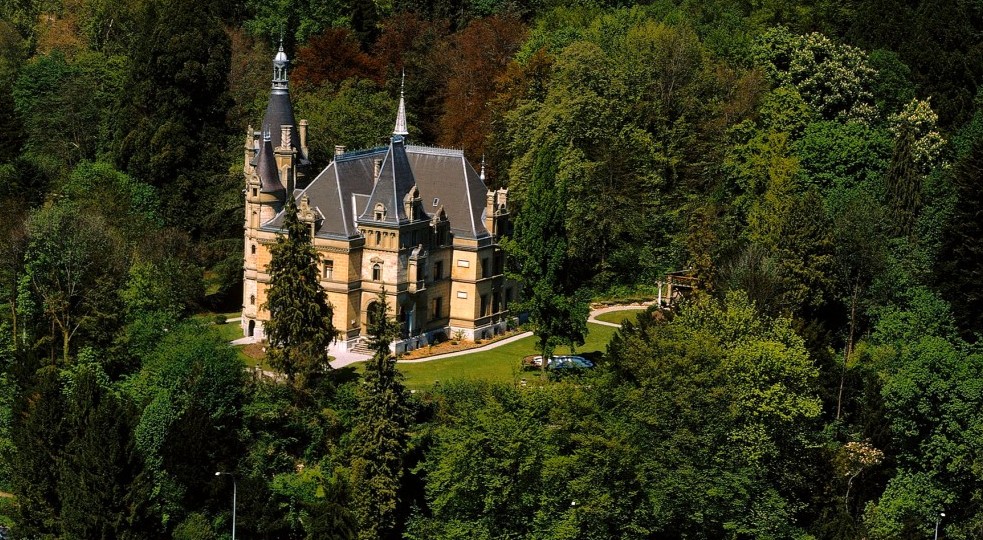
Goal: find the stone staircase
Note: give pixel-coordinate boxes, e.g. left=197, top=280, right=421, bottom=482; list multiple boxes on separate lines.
left=350, top=340, right=374, bottom=356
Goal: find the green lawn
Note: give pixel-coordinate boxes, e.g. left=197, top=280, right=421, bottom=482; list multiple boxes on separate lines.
left=192, top=312, right=244, bottom=342
left=394, top=322, right=620, bottom=392
left=594, top=308, right=646, bottom=325
left=210, top=321, right=246, bottom=343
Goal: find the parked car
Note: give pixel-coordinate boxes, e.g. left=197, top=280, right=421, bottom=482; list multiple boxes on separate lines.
left=523, top=355, right=594, bottom=370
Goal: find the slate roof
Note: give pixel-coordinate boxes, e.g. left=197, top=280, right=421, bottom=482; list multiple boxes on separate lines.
left=262, top=139, right=491, bottom=241
left=261, top=91, right=310, bottom=167
left=255, top=137, right=285, bottom=195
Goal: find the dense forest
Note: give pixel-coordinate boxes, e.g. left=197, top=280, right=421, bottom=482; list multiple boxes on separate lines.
left=1, top=0, right=982, bottom=537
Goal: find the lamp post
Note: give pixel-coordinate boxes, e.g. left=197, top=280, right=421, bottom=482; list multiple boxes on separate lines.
left=934, top=511, right=945, bottom=540
left=215, top=471, right=236, bottom=540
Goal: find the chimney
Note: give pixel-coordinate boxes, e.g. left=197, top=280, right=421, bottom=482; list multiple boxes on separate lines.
left=279, top=124, right=292, bottom=150
left=373, top=158, right=382, bottom=179
left=335, top=145, right=346, bottom=156
left=485, top=190, right=496, bottom=235
left=244, top=124, right=255, bottom=173
left=298, top=119, right=308, bottom=155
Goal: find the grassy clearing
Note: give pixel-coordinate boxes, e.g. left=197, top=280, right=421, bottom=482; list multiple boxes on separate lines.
left=191, top=312, right=244, bottom=342
left=594, top=308, right=646, bottom=325
left=237, top=343, right=272, bottom=371
left=209, top=321, right=246, bottom=343
left=394, top=322, right=620, bottom=392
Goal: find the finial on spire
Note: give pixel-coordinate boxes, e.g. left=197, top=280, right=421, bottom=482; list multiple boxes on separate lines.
left=393, top=69, right=409, bottom=137
left=272, top=38, right=289, bottom=93
left=480, top=155, right=486, bottom=181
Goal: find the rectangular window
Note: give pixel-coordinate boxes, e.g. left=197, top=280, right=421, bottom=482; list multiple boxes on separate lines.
left=481, top=258, right=490, bottom=278
left=457, top=259, right=470, bottom=268
left=480, top=294, right=489, bottom=317
left=432, top=297, right=442, bottom=320
left=494, top=253, right=504, bottom=275
left=322, top=259, right=333, bottom=279
left=434, top=261, right=443, bottom=280
left=493, top=292, right=501, bottom=313
left=457, top=291, right=468, bottom=299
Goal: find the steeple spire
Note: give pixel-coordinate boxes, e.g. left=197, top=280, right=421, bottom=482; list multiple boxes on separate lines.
left=393, top=69, right=408, bottom=137
left=272, top=39, right=289, bottom=94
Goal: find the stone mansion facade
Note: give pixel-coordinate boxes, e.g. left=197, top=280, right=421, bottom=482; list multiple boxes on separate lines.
left=241, top=45, right=513, bottom=353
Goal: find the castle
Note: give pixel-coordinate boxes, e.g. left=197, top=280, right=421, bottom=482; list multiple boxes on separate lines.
left=241, top=45, right=513, bottom=353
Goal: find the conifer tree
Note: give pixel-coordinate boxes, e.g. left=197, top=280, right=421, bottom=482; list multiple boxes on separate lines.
left=10, top=363, right=66, bottom=537
left=349, top=291, right=411, bottom=540
left=59, top=365, right=154, bottom=539
left=263, top=197, right=337, bottom=386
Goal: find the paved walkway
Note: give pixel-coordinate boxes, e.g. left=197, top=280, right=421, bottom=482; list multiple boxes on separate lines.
left=231, top=303, right=655, bottom=370
left=588, top=302, right=654, bottom=327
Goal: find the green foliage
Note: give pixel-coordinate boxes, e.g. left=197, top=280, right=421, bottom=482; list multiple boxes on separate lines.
left=607, top=292, right=822, bottom=536
left=938, top=134, right=983, bottom=340
left=118, top=0, right=233, bottom=235
left=752, top=26, right=877, bottom=121
left=243, top=0, right=350, bottom=45
left=263, top=197, right=337, bottom=385
left=503, top=147, right=589, bottom=360
left=20, top=203, right=127, bottom=363
left=9, top=364, right=67, bottom=537
left=294, top=79, right=395, bottom=164
left=58, top=362, right=154, bottom=539
left=12, top=51, right=127, bottom=177
left=129, top=323, right=245, bottom=528
left=350, top=292, right=411, bottom=540
left=172, top=512, right=218, bottom=540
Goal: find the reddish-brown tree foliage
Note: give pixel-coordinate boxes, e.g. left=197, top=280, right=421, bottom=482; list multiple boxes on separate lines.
left=373, top=12, right=451, bottom=143
left=437, top=15, right=527, bottom=164
left=292, top=27, right=381, bottom=89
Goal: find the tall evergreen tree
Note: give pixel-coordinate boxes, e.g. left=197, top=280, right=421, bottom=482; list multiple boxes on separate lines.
left=263, top=197, right=337, bottom=386
left=349, top=291, right=410, bottom=540
left=938, top=137, right=983, bottom=340
left=503, top=147, right=589, bottom=366
left=59, top=365, right=155, bottom=539
left=10, top=363, right=66, bottom=538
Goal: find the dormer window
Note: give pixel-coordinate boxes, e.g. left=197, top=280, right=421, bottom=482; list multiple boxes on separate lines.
left=374, top=203, right=386, bottom=221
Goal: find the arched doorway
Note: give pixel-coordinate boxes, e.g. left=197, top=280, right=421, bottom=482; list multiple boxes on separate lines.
left=366, top=301, right=381, bottom=329
left=247, top=320, right=255, bottom=337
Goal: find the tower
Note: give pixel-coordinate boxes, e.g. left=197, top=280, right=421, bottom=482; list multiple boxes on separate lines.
left=241, top=42, right=310, bottom=338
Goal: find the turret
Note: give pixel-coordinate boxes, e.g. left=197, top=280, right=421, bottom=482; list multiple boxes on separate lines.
left=260, top=41, right=310, bottom=185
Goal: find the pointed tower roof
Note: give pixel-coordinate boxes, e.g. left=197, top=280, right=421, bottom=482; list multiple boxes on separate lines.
left=359, top=137, right=417, bottom=224
left=393, top=70, right=409, bottom=137
left=260, top=41, right=309, bottom=166
left=256, top=132, right=285, bottom=196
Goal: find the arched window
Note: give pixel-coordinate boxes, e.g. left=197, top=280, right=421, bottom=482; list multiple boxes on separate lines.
left=375, top=231, right=381, bottom=245
left=250, top=244, right=256, bottom=255
left=372, top=263, right=382, bottom=281
left=249, top=294, right=255, bottom=305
